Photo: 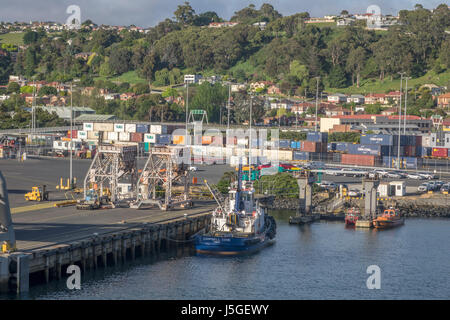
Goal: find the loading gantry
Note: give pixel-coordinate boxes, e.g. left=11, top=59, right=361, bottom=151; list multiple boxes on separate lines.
left=82, top=144, right=138, bottom=208
left=131, top=146, right=192, bottom=210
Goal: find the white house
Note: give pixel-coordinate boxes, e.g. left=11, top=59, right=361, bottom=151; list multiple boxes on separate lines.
left=347, top=94, right=365, bottom=104
left=328, top=93, right=348, bottom=103
left=184, top=74, right=202, bottom=84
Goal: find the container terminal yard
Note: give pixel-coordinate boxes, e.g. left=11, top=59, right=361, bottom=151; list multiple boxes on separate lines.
left=1, top=121, right=450, bottom=295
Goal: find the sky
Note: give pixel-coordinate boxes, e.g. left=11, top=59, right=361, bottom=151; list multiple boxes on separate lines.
left=0, top=0, right=446, bottom=28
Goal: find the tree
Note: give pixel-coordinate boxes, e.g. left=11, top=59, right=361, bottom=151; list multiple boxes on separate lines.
left=174, top=2, right=196, bottom=25
left=108, top=47, right=131, bottom=75
left=190, top=82, right=228, bottom=123
left=289, top=60, right=308, bottom=84
left=23, top=31, right=39, bottom=45
left=7, top=82, right=20, bottom=94
left=346, top=47, right=366, bottom=87
left=328, top=65, right=348, bottom=88
left=38, top=86, right=57, bottom=96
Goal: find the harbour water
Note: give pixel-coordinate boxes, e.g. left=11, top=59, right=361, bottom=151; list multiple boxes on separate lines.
left=10, top=211, right=450, bottom=300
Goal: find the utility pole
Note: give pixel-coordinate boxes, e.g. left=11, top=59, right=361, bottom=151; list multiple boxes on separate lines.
left=70, top=82, right=73, bottom=188
left=397, top=73, right=405, bottom=170
left=403, top=77, right=410, bottom=135
left=315, top=77, right=319, bottom=132
left=227, top=84, right=231, bottom=130
left=249, top=96, right=253, bottom=180
left=185, top=82, right=189, bottom=146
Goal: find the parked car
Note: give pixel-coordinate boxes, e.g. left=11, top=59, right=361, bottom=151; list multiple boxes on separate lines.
left=419, top=172, right=437, bottom=180
left=386, top=171, right=402, bottom=179
left=440, top=184, right=450, bottom=193
left=317, top=181, right=337, bottom=190
left=348, top=189, right=361, bottom=197
left=418, top=183, right=431, bottom=193
left=188, top=166, right=198, bottom=171
left=407, top=173, right=424, bottom=180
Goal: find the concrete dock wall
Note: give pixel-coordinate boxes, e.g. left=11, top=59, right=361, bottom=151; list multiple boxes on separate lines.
left=0, top=214, right=210, bottom=293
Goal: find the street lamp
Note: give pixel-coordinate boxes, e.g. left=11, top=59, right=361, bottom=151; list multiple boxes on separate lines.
left=397, top=72, right=406, bottom=169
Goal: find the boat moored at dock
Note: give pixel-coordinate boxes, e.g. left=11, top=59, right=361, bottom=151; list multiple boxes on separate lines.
left=373, top=208, right=405, bottom=229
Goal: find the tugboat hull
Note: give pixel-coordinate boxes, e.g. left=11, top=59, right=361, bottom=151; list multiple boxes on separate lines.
left=195, top=234, right=273, bottom=256
left=373, top=217, right=405, bottom=229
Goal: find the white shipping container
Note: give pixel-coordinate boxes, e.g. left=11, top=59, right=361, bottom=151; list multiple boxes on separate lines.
left=93, top=122, right=114, bottom=132
left=108, top=132, right=118, bottom=141
left=114, top=123, right=125, bottom=132
left=119, top=132, right=130, bottom=141
left=125, top=123, right=136, bottom=133
left=150, top=124, right=167, bottom=135
left=87, top=131, right=100, bottom=140
left=422, top=135, right=431, bottom=148
left=230, top=156, right=248, bottom=166
left=144, top=133, right=157, bottom=143
left=83, top=122, right=94, bottom=132
left=78, top=131, right=88, bottom=139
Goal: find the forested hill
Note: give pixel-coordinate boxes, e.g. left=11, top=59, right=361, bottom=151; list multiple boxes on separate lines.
left=1, top=2, right=449, bottom=95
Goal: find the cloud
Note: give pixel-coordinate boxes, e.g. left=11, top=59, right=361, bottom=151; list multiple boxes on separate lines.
left=0, top=0, right=445, bottom=27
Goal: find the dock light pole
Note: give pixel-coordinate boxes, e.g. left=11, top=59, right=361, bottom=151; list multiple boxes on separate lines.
left=227, top=84, right=231, bottom=130
left=315, top=77, right=319, bottom=132
left=397, top=72, right=405, bottom=170
left=403, top=77, right=410, bottom=135
left=185, top=82, right=189, bottom=146
left=70, top=82, right=73, bottom=188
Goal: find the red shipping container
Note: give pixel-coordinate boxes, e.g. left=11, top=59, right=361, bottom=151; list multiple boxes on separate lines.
left=130, top=132, right=143, bottom=143
left=432, top=148, right=447, bottom=158
left=404, top=145, right=416, bottom=157
left=301, top=141, right=321, bottom=153
left=415, top=135, right=422, bottom=147
left=67, top=130, right=77, bottom=139
left=211, top=136, right=224, bottom=145
left=341, top=154, right=377, bottom=166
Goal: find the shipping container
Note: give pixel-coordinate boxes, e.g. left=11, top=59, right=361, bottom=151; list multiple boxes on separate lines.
left=144, top=133, right=156, bottom=143
left=93, top=123, right=114, bottom=132
left=173, top=135, right=191, bottom=145
left=83, top=122, right=94, bottom=132
left=202, top=136, right=213, bottom=145
left=136, top=124, right=149, bottom=133
left=403, top=145, right=416, bottom=157
left=383, top=156, right=423, bottom=169
left=432, top=147, right=447, bottom=158
left=341, top=154, right=377, bottom=166
left=360, top=134, right=393, bottom=146
left=260, top=166, right=279, bottom=176
left=293, top=151, right=310, bottom=161
left=422, top=135, right=431, bottom=148
left=335, top=142, right=350, bottom=153
left=157, top=134, right=171, bottom=145
left=130, top=132, right=143, bottom=143
left=87, top=131, right=101, bottom=140
left=67, top=130, right=78, bottom=139
left=119, top=132, right=130, bottom=142
left=278, top=139, right=290, bottom=149
left=125, top=123, right=136, bottom=133
left=211, top=136, right=225, bottom=146
left=114, top=123, right=125, bottom=132
left=301, top=141, right=326, bottom=153
left=226, top=136, right=237, bottom=146
left=327, top=142, right=336, bottom=152
left=347, top=144, right=391, bottom=156
left=307, top=132, right=328, bottom=143
left=78, top=131, right=87, bottom=140
left=107, top=132, right=118, bottom=141
left=150, top=124, right=167, bottom=134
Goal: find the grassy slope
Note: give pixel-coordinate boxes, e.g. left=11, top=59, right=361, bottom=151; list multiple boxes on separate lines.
left=94, top=70, right=148, bottom=84
left=0, top=32, right=24, bottom=46
left=326, top=70, right=450, bottom=94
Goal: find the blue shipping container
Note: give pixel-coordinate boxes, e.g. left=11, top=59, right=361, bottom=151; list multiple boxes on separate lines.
left=291, top=141, right=300, bottom=149
left=293, top=151, right=309, bottom=161
left=307, top=132, right=328, bottom=143
left=157, top=134, right=171, bottom=145
left=348, top=144, right=391, bottom=156
left=136, top=124, right=149, bottom=133
left=360, top=134, right=393, bottom=146
left=327, top=142, right=336, bottom=152
left=279, top=139, right=291, bottom=149
left=335, top=142, right=350, bottom=152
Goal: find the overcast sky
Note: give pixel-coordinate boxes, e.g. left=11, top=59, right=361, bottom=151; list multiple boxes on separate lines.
left=0, top=0, right=445, bottom=27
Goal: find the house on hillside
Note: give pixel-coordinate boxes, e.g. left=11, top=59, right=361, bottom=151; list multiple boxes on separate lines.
left=327, top=93, right=347, bottom=104
left=365, top=93, right=388, bottom=105
left=347, top=94, right=365, bottom=104
left=267, top=85, right=281, bottom=95
left=438, top=93, right=450, bottom=108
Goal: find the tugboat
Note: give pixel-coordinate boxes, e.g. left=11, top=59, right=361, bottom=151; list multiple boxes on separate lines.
left=373, top=207, right=405, bottom=229
left=345, top=207, right=361, bottom=226
left=195, top=165, right=276, bottom=255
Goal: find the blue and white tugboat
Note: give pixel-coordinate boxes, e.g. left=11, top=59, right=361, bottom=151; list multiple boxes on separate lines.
left=195, top=165, right=276, bottom=256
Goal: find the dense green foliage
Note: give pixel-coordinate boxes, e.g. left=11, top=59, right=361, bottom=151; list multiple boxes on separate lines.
left=254, top=173, right=299, bottom=198
left=328, top=132, right=361, bottom=143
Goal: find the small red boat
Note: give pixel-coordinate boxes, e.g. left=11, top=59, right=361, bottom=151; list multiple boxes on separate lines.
left=345, top=207, right=361, bottom=226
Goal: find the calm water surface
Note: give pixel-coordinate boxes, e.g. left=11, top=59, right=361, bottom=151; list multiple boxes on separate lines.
left=11, top=211, right=450, bottom=299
